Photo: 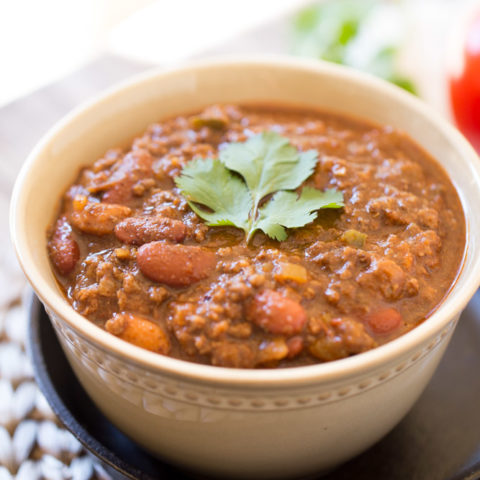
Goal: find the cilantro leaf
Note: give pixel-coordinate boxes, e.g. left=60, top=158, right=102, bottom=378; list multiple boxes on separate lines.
left=174, top=157, right=251, bottom=231
left=220, top=131, right=318, bottom=216
left=175, top=132, right=344, bottom=243
left=253, top=188, right=345, bottom=241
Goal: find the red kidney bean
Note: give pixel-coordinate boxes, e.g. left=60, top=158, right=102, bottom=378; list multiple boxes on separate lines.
left=366, top=308, right=403, bottom=335
left=115, top=216, right=186, bottom=245
left=247, top=290, right=307, bottom=336
left=286, top=336, right=304, bottom=358
left=49, top=216, right=80, bottom=275
left=100, top=149, right=153, bottom=203
left=137, top=242, right=216, bottom=287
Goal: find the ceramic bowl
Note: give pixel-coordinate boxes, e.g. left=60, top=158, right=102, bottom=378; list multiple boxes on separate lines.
left=10, top=56, right=480, bottom=479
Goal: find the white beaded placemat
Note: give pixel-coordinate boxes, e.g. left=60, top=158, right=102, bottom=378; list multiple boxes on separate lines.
left=0, top=294, right=112, bottom=480
left=0, top=55, right=151, bottom=480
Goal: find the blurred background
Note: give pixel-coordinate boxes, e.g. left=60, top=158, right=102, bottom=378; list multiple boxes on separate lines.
left=0, top=0, right=477, bottom=112
left=1, top=0, right=480, bottom=478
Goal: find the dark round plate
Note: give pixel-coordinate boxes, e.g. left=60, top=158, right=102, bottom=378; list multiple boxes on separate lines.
left=28, top=294, right=480, bottom=480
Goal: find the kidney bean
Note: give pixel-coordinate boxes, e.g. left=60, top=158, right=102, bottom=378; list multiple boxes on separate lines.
left=286, top=336, right=304, bottom=358
left=137, top=242, right=216, bottom=286
left=366, top=308, right=403, bottom=335
left=90, top=149, right=153, bottom=204
left=247, top=290, right=307, bottom=336
left=102, top=179, right=134, bottom=204
left=48, top=216, right=79, bottom=275
left=70, top=202, right=131, bottom=235
left=115, top=216, right=186, bottom=245
left=105, top=312, right=170, bottom=354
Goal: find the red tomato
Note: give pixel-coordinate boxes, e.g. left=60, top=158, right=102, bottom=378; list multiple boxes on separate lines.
left=449, top=12, right=480, bottom=151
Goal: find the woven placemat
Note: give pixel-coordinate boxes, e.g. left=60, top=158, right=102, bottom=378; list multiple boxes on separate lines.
left=0, top=54, right=153, bottom=480
left=0, top=292, right=112, bottom=480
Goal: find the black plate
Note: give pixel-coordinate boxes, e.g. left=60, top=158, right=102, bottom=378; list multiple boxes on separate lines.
left=28, top=294, right=480, bottom=480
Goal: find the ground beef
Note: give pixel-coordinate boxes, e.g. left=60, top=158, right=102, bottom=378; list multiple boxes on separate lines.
left=47, top=104, right=465, bottom=368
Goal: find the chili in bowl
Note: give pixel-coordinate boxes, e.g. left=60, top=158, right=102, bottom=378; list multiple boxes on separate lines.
left=48, top=103, right=465, bottom=369
left=11, top=57, right=480, bottom=479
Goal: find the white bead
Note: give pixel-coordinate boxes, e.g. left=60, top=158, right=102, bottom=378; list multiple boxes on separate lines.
left=16, top=460, right=41, bottom=480
left=37, top=421, right=62, bottom=457
left=12, top=420, right=37, bottom=465
left=4, top=304, right=28, bottom=347
left=34, top=392, right=55, bottom=420
left=68, top=457, right=94, bottom=480
left=0, top=466, right=13, bottom=480
left=12, top=382, right=37, bottom=422
left=0, top=380, right=14, bottom=427
left=39, top=455, right=68, bottom=480
left=0, top=426, right=14, bottom=472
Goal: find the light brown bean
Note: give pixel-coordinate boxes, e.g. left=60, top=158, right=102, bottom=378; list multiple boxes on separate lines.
left=365, top=308, right=403, bottom=336
left=137, top=242, right=216, bottom=286
left=115, top=216, right=186, bottom=245
left=70, top=202, right=131, bottom=235
left=247, top=290, right=307, bottom=336
left=105, top=312, right=170, bottom=354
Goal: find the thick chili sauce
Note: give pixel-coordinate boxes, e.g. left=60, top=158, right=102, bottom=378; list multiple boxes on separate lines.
left=47, top=104, right=466, bottom=368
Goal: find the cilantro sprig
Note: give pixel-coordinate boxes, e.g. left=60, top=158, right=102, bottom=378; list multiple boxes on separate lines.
left=292, top=0, right=417, bottom=95
left=175, top=131, right=344, bottom=243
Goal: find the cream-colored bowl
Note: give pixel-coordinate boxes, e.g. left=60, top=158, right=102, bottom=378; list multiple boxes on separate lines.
left=11, top=56, right=480, bottom=479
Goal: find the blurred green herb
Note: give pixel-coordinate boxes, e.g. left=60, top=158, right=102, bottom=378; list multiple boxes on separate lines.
left=292, top=0, right=417, bottom=95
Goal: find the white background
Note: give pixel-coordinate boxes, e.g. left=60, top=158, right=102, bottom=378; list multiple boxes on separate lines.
left=0, top=0, right=477, bottom=113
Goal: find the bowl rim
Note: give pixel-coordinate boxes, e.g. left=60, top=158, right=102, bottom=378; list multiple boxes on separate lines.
left=10, top=54, right=480, bottom=388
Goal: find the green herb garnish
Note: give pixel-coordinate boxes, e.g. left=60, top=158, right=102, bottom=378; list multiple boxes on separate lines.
left=175, top=131, right=344, bottom=243
left=291, top=0, right=417, bottom=95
